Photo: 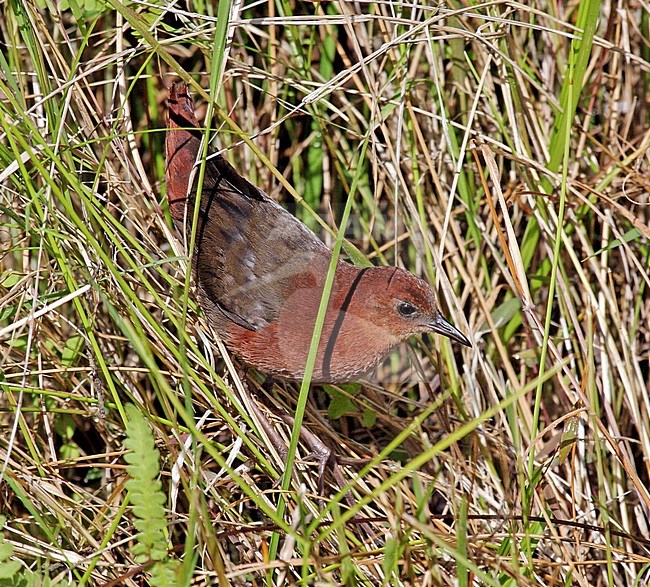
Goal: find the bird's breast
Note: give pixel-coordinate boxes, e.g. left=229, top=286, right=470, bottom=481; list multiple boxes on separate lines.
left=223, top=274, right=395, bottom=382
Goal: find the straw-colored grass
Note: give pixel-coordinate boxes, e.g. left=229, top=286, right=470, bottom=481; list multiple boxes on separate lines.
left=1, top=0, right=649, bottom=585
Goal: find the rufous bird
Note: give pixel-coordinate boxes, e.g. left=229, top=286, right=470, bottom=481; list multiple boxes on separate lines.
left=165, top=82, right=470, bottom=383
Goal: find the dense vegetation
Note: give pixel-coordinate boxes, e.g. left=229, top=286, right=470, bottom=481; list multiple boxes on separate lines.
left=1, top=0, right=648, bottom=584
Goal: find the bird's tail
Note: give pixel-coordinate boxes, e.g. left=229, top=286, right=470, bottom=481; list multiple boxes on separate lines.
left=165, top=82, right=202, bottom=221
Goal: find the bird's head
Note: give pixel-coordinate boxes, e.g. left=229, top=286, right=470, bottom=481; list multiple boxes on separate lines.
left=361, top=267, right=471, bottom=347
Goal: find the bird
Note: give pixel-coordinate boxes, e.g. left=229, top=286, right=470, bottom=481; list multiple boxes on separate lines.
left=165, top=81, right=470, bottom=384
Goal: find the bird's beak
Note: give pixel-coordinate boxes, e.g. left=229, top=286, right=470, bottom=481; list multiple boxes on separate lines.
left=428, top=314, right=472, bottom=347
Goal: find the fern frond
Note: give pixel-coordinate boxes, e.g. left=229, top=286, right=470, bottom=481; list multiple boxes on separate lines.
left=123, top=404, right=180, bottom=584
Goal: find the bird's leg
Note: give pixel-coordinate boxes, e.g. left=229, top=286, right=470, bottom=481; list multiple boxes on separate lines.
left=247, top=376, right=334, bottom=483
left=249, top=392, right=338, bottom=496
left=259, top=375, right=334, bottom=480
left=254, top=378, right=359, bottom=510
left=275, top=412, right=360, bottom=512
left=277, top=411, right=377, bottom=540
left=240, top=377, right=374, bottom=538
left=246, top=386, right=288, bottom=463
left=277, top=413, right=337, bottom=497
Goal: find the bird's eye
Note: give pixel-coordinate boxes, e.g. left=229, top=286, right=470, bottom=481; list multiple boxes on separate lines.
left=397, top=301, right=418, bottom=318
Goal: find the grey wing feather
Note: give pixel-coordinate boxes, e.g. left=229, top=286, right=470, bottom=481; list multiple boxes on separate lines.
left=190, top=153, right=330, bottom=331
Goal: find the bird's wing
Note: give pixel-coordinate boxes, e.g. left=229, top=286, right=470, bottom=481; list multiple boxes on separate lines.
left=165, top=82, right=330, bottom=332
left=193, top=156, right=329, bottom=330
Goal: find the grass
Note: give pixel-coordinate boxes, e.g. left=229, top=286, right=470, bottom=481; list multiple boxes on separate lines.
left=1, top=0, right=649, bottom=585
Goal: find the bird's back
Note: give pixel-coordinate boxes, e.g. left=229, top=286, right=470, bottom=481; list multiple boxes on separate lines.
left=165, top=82, right=330, bottom=334
left=192, top=155, right=331, bottom=332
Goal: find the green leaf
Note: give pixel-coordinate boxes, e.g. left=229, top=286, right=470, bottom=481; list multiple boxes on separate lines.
left=382, top=537, right=399, bottom=582
left=341, top=238, right=373, bottom=268
left=123, top=403, right=178, bottom=575
left=586, top=228, right=643, bottom=259
left=62, top=335, right=84, bottom=367
left=0, top=270, right=23, bottom=288
left=0, top=560, right=22, bottom=580
left=489, top=297, right=521, bottom=329
left=362, top=408, right=377, bottom=428
left=328, top=392, right=356, bottom=419
left=559, top=415, right=579, bottom=465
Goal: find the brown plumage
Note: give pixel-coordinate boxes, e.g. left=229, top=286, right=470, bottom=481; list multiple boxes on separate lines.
left=165, top=82, right=470, bottom=383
